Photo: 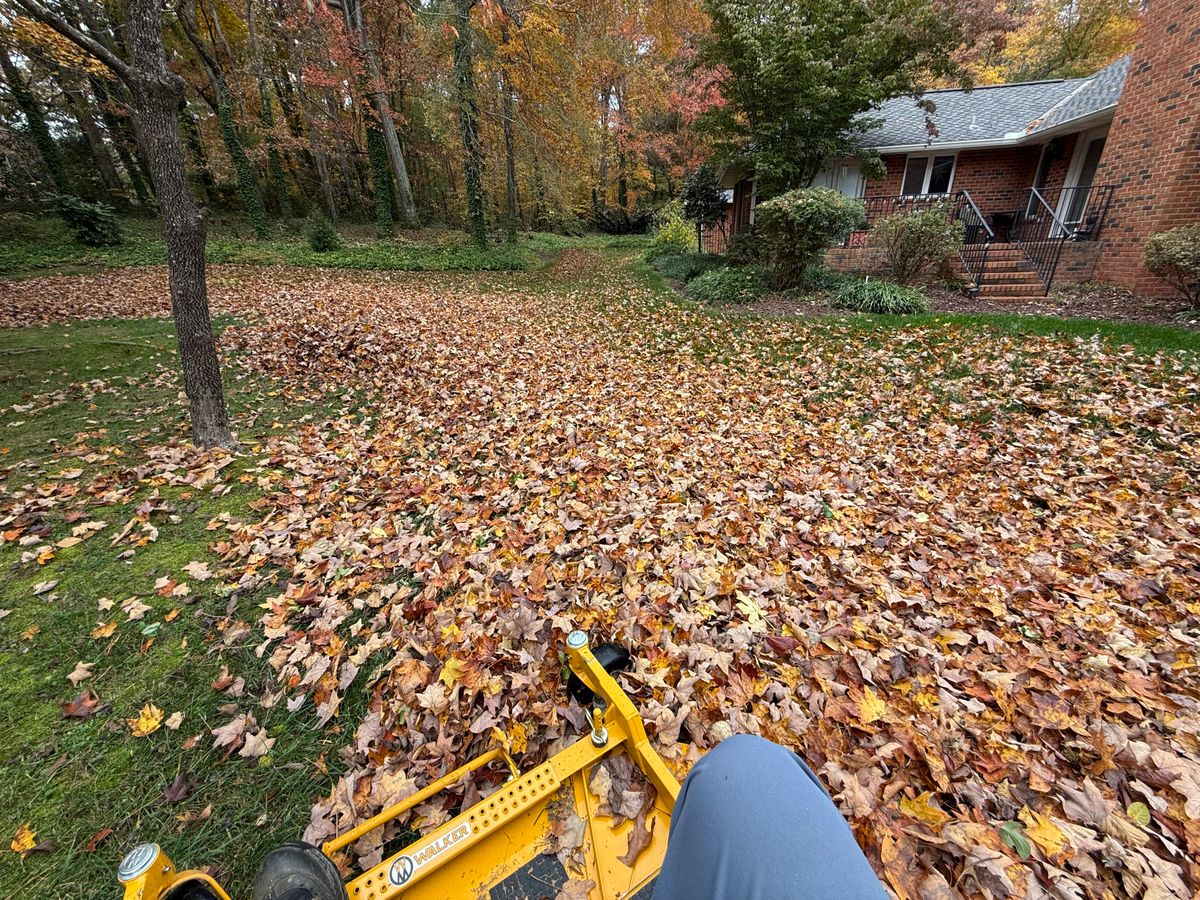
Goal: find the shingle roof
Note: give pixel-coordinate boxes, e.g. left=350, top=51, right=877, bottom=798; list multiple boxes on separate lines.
left=1027, top=56, right=1130, bottom=135
left=859, top=56, right=1130, bottom=149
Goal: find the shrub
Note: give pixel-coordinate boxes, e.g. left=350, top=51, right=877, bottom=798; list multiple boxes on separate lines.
left=726, top=224, right=767, bottom=267
left=755, top=187, right=865, bottom=287
left=795, top=266, right=849, bottom=293
left=307, top=211, right=340, bottom=252
left=1144, top=225, right=1200, bottom=306
left=871, top=204, right=962, bottom=285
left=830, top=278, right=929, bottom=314
left=646, top=212, right=697, bottom=260
left=685, top=266, right=768, bottom=304
left=652, top=252, right=727, bottom=282
left=592, top=206, right=653, bottom=235
left=681, top=165, right=727, bottom=231
left=46, top=194, right=122, bottom=246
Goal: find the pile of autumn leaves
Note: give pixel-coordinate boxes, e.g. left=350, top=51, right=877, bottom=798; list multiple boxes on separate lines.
left=5, top=254, right=1200, bottom=898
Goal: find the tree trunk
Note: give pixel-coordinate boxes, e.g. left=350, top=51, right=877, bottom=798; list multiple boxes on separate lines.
left=90, top=77, right=153, bottom=204
left=499, top=23, right=519, bottom=240
left=453, top=0, right=486, bottom=247
left=246, top=0, right=290, bottom=216
left=0, top=47, right=68, bottom=193
left=69, top=85, right=125, bottom=199
left=180, top=0, right=270, bottom=239
left=179, top=105, right=216, bottom=204
left=120, top=0, right=236, bottom=449
left=365, top=117, right=395, bottom=233
left=346, top=0, right=420, bottom=227
left=597, top=82, right=611, bottom=209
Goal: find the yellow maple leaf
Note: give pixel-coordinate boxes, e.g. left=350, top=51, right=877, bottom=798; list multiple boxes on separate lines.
left=10, top=822, right=36, bottom=856
left=128, top=703, right=164, bottom=737
left=91, top=621, right=117, bottom=639
left=899, top=791, right=951, bottom=831
left=509, top=721, right=528, bottom=755
left=1018, top=806, right=1072, bottom=860
left=439, top=657, right=464, bottom=688
left=859, top=687, right=886, bottom=724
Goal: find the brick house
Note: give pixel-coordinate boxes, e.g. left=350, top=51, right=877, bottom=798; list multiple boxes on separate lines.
left=715, top=0, right=1199, bottom=300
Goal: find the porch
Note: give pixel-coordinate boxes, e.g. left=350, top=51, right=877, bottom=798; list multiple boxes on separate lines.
left=840, top=183, right=1116, bottom=299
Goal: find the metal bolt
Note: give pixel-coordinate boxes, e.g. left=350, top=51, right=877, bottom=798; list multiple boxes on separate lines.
left=567, top=630, right=588, bottom=649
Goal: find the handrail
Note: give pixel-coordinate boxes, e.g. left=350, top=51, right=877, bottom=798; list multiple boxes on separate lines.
left=958, top=189, right=995, bottom=242
left=1010, top=187, right=1069, bottom=293
left=1027, top=187, right=1070, bottom=235
left=953, top=189, right=993, bottom=295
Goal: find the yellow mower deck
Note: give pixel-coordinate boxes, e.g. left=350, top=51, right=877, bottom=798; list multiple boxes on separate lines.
left=118, top=632, right=681, bottom=900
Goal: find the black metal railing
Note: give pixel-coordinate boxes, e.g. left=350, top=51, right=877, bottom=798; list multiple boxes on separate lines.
left=951, top=190, right=993, bottom=292
left=1032, top=184, right=1115, bottom=241
left=1010, top=187, right=1070, bottom=290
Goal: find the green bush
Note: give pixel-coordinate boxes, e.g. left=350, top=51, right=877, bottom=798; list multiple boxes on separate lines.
left=871, top=204, right=962, bottom=284
left=795, top=266, right=850, bottom=293
left=307, top=212, right=340, bottom=253
left=830, top=278, right=929, bottom=314
left=755, top=187, right=865, bottom=287
left=1144, top=225, right=1200, bottom=307
left=681, top=166, right=727, bottom=231
left=46, top=194, right=122, bottom=247
left=726, top=224, right=767, bottom=267
left=646, top=212, right=697, bottom=260
left=652, top=252, right=727, bottom=282
left=685, top=266, right=768, bottom=304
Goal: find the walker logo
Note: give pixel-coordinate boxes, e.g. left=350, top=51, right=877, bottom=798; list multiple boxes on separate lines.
left=388, top=822, right=473, bottom=887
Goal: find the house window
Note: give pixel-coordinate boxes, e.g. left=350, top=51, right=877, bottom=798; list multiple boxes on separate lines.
left=901, top=154, right=956, bottom=195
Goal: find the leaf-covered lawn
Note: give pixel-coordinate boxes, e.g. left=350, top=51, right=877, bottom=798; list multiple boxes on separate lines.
left=2, top=250, right=1198, bottom=898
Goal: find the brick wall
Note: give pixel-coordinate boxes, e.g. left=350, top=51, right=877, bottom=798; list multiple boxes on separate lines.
left=1094, top=0, right=1200, bottom=293
left=868, top=141, right=1076, bottom=214
left=1054, top=242, right=1103, bottom=283
left=825, top=246, right=889, bottom=275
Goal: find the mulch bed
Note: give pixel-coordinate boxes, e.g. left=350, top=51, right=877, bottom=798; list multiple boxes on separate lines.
left=732, top=281, right=1199, bottom=328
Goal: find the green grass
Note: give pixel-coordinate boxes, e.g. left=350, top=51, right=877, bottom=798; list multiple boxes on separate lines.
left=0, top=214, right=650, bottom=280
left=0, top=318, right=351, bottom=898
left=834, top=311, right=1200, bottom=354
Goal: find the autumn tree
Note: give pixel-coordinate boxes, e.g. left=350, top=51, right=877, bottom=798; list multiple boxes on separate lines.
left=452, top=0, right=488, bottom=246
left=178, top=0, right=270, bottom=239
left=978, top=0, right=1140, bottom=82
left=698, top=0, right=1001, bottom=188
left=14, top=0, right=237, bottom=450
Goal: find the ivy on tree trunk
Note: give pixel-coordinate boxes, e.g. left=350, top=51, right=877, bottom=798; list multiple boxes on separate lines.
left=454, top=0, right=487, bottom=248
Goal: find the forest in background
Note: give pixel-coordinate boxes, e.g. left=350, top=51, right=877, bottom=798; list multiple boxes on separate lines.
left=0, top=0, right=1142, bottom=243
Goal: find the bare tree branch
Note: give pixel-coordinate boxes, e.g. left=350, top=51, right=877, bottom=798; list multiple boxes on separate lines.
left=10, top=0, right=131, bottom=81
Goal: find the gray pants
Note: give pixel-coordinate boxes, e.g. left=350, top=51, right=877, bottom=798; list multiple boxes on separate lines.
left=654, top=735, right=888, bottom=899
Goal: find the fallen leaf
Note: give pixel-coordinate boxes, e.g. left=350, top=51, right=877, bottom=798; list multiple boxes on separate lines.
left=183, top=561, right=213, bottom=581
left=62, top=688, right=101, bottom=719
left=128, top=703, right=164, bottom=737
left=90, top=621, right=117, bottom=639
left=162, top=773, right=195, bottom=804
left=899, top=791, right=951, bottom=831
left=859, top=687, right=886, bottom=724
left=85, top=828, right=112, bottom=852
left=176, top=804, right=211, bottom=831
left=239, top=728, right=276, bottom=759
left=66, top=661, right=94, bottom=686
left=10, top=823, right=35, bottom=856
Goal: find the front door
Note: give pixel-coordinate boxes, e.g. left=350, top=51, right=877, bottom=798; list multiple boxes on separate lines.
left=1058, top=127, right=1108, bottom=233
